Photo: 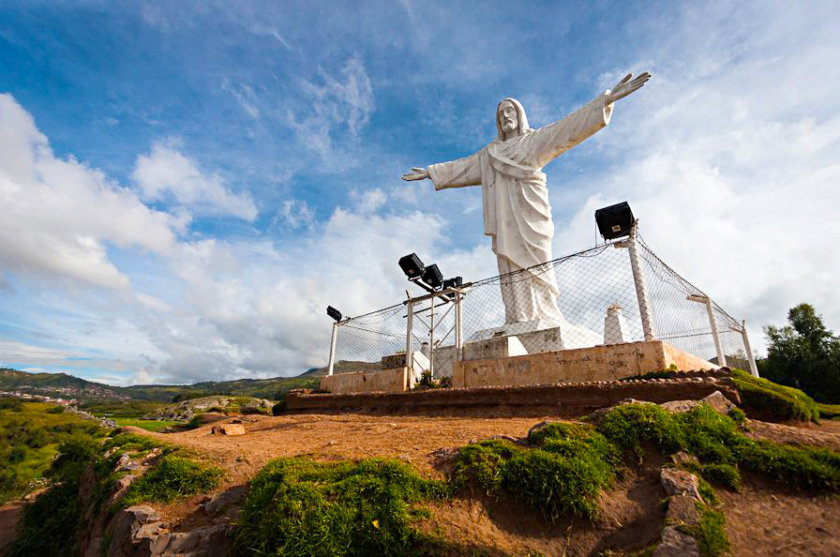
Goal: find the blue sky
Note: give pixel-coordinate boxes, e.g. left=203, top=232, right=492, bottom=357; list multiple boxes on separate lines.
left=2, top=1, right=839, bottom=385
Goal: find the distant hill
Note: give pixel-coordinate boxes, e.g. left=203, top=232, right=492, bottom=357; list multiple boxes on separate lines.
left=0, top=368, right=128, bottom=401
left=0, top=362, right=373, bottom=403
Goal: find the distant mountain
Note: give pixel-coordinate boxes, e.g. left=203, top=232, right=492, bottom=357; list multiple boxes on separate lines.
left=0, top=361, right=379, bottom=403
left=0, top=368, right=129, bottom=401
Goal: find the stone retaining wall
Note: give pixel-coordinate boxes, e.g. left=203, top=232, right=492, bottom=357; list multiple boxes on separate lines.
left=294, top=370, right=738, bottom=417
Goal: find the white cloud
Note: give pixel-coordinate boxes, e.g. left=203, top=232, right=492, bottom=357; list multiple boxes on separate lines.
left=132, top=140, right=258, bottom=220
left=274, top=199, right=314, bottom=230
left=287, top=55, right=375, bottom=154
left=0, top=94, right=178, bottom=289
left=221, top=78, right=261, bottom=120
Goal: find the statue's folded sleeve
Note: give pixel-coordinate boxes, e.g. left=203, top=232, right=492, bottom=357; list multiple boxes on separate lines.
left=428, top=151, right=482, bottom=190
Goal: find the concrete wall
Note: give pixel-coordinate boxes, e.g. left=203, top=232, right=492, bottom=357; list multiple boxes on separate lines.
left=320, top=367, right=407, bottom=394
left=451, top=340, right=716, bottom=389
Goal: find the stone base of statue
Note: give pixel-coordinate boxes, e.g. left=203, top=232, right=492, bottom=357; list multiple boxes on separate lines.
left=469, top=318, right=602, bottom=352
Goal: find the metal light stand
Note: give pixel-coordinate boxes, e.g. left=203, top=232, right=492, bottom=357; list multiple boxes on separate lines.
left=614, top=220, right=657, bottom=341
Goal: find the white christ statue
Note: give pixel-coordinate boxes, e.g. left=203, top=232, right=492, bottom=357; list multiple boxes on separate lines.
left=402, top=72, right=650, bottom=331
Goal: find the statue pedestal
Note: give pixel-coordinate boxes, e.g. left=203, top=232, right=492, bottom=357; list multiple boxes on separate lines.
left=469, top=318, right=602, bottom=352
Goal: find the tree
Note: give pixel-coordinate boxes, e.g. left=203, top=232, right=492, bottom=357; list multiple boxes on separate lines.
left=760, top=303, right=840, bottom=403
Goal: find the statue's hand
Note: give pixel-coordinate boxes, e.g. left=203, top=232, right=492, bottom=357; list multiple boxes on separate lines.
left=605, top=72, right=651, bottom=105
left=401, top=167, right=430, bottom=181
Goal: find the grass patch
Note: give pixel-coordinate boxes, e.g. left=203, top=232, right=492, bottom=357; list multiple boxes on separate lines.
left=677, top=502, right=730, bottom=557
left=113, top=417, right=185, bottom=432
left=452, top=422, right=618, bottom=521
left=817, top=402, right=840, bottom=420
left=235, top=457, right=448, bottom=556
left=731, top=369, right=820, bottom=423
left=121, top=455, right=223, bottom=506
left=596, top=403, right=840, bottom=491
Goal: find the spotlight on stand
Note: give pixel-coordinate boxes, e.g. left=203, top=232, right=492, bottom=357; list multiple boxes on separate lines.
left=442, top=276, right=463, bottom=290
left=398, top=253, right=425, bottom=280
left=326, top=305, right=342, bottom=322
left=595, top=201, right=635, bottom=241
left=422, top=264, right=444, bottom=290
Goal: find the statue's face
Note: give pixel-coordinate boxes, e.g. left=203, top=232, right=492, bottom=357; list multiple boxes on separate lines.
left=499, top=101, right=519, bottom=137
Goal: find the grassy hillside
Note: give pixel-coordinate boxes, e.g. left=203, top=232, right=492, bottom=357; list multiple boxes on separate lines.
left=0, top=368, right=127, bottom=401
left=0, top=367, right=322, bottom=404
left=0, top=399, right=104, bottom=503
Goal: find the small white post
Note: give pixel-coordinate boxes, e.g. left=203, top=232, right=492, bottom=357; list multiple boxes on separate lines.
left=734, top=319, right=759, bottom=377
left=327, top=322, right=339, bottom=376
left=405, top=297, right=414, bottom=375
left=627, top=221, right=657, bottom=341
left=688, top=294, right=726, bottom=367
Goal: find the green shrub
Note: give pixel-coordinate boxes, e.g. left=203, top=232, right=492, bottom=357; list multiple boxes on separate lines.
left=122, top=455, right=223, bottom=506
left=596, top=403, right=840, bottom=492
left=235, top=457, right=447, bottom=556
left=45, top=405, right=65, bottom=414
left=698, top=463, right=741, bottom=491
left=451, top=439, right=521, bottom=493
left=4, top=480, right=84, bottom=557
left=0, top=397, right=23, bottom=411
left=453, top=423, right=617, bottom=521
left=731, top=369, right=820, bottom=423
left=595, top=404, right=683, bottom=460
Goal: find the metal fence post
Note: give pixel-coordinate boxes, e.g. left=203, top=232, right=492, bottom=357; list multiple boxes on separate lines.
left=688, top=294, right=726, bottom=367
left=327, top=322, right=339, bottom=376
left=735, top=319, right=759, bottom=377
left=429, top=294, right=435, bottom=377
left=628, top=221, right=657, bottom=341
left=454, top=290, right=463, bottom=360
left=405, top=298, right=414, bottom=375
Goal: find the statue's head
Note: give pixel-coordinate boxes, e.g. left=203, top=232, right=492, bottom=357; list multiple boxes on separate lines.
left=496, top=98, right=530, bottom=140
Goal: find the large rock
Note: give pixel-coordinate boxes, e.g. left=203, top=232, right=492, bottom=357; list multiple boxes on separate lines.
left=659, top=390, right=737, bottom=416
left=660, top=467, right=701, bottom=500
left=665, top=494, right=701, bottom=527
left=105, top=505, right=234, bottom=557
left=106, top=505, right=163, bottom=557
left=202, top=485, right=247, bottom=515
left=211, top=424, right=245, bottom=436
left=653, top=526, right=701, bottom=557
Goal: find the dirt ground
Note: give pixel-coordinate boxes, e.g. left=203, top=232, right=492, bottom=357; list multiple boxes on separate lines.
left=5, top=414, right=839, bottom=555
left=137, top=413, right=840, bottom=556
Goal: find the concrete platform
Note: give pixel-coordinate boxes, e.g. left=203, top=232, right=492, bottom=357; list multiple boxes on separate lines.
left=452, top=340, right=716, bottom=389
left=320, top=340, right=716, bottom=395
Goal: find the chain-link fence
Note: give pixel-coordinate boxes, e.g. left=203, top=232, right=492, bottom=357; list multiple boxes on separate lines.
left=329, top=238, right=758, bottom=380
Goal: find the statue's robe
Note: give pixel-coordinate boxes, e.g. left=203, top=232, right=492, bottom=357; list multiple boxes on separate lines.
left=428, top=93, right=614, bottom=325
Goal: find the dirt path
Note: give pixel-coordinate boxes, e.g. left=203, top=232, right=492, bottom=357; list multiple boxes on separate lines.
left=0, top=501, right=25, bottom=553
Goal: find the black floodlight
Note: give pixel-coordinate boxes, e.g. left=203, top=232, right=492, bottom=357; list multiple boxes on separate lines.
left=442, top=276, right=463, bottom=290
left=326, top=305, right=342, bottom=322
left=422, top=264, right=444, bottom=290
left=398, top=253, right=425, bottom=280
left=595, top=201, right=635, bottom=240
